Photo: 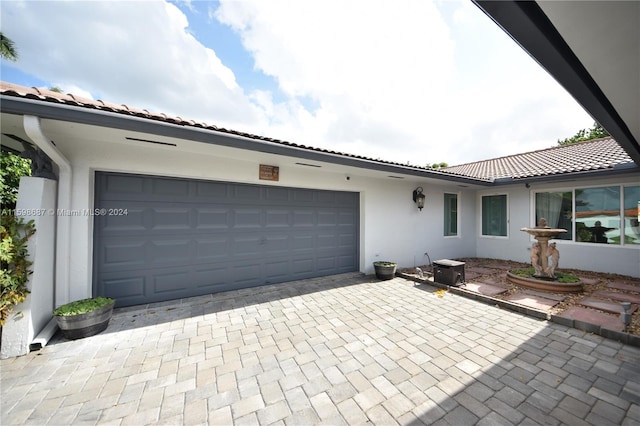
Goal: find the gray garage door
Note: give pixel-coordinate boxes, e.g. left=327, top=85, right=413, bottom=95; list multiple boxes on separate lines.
left=93, top=172, right=359, bottom=307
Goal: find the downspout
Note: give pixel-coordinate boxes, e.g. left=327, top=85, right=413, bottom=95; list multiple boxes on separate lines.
left=23, top=115, right=72, bottom=309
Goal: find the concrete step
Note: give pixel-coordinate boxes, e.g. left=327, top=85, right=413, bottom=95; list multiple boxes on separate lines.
left=521, top=289, right=566, bottom=302
left=461, top=282, right=508, bottom=296
left=592, top=290, right=640, bottom=304
left=557, top=306, right=624, bottom=332
left=578, top=297, right=638, bottom=314
left=504, top=293, right=561, bottom=311
left=608, top=281, right=640, bottom=293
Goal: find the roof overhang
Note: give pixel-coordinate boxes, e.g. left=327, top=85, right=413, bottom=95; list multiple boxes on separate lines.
left=473, top=0, right=640, bottom=165
left=0, top=94, right=491, bottom=187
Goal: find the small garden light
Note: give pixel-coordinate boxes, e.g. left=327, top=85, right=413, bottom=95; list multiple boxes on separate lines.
left=413, top=187, right=425, bottom=211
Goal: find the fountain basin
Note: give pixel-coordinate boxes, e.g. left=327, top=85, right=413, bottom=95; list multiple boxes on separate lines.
left=520, top=227, right=567, bottom=238
left=506, top=271, right=583, bottom=293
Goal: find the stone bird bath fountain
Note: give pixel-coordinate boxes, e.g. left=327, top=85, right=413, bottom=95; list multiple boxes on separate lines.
left=507, top=218, right=583, bottom=293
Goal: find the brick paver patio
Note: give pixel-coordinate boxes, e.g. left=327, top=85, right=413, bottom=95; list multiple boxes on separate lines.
left=1, top=273, right=639, bottom=425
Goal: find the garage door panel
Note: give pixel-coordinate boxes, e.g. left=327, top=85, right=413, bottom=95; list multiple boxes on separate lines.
left=154, top=270, right=190, bottom=294
left=152, top=178, right=190, bottom=197
left=196, top=208, right=231, bottom=229
left=234, top=185, right=261, bottom=200
left=317, top=234, right=338, bottom=248
left=196, top=238, right=229, bottom=261
left=338, top=210, right=356, bottom=225
left=339, top=232, right=357, bottom=246
left=291, top=234, right=315, bottom=250
left=266, top=210, right=290, bottom=227
left=103, top=174, right=146, bottom=194
left=194, top=265, right=229, bottom=289
left=94, top=172, right=358, bottom=307
left=293, top=189, right=314, bottom=203
left=234, top=209, right=262, bottom=227
left=149, top=239, right=192, bottom=265
left=99, top=207, right=147, bottom=232
left=195, top=181, right=228, bottom=198
left=265, top=260, right=290, bottom=281
left=264, top=235, right=289, bottom=251
left=317, top=256, right=337, bottom=272
left=293, top=210, right=315, bottom=226
left=292, top=258, right=314, bottom=274
left=100, top=276, right=146, bottom=299
left=151, top=208, right=192, bottom=230
left=317, top=191, right=336, bottom=203
left=101, top=242, right=147, bottom=269
left=232, top=263, right=262, bottom=284
left=265, top=187, right=290, bottom=201
left=318, top=211, right=337, bottom=225
left=232, top=236, right=264, bottom=256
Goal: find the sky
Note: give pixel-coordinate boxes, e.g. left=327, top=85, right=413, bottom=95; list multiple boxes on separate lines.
left=0, top=0, right=595, bottom=166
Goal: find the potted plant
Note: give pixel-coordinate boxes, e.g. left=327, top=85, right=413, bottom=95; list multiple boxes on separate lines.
left=53, top=297, right=115, bottom=340
left=373, top=261, right=397, bottom=280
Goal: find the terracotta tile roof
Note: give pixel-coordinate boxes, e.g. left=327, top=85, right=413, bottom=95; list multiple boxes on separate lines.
left=1, top=81, right=636, bottom=182
left=0, top=81, right=445, bottom=175
left=441, top=137, right=635, bottom=181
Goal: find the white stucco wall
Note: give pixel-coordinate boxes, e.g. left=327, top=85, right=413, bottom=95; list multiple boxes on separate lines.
left=37, top=119, right=639, bottom=307
left=475, top=176, right=640, bottom=277
left=1, top=177, right=56, bottom=358
left=44, top=124, right=477, bottom=302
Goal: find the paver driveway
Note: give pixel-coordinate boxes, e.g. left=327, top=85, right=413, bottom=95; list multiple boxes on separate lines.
left=1, top=273, right=639, bottom=425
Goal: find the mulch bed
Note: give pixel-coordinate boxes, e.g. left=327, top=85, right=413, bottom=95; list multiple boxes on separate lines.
left=399, top=257, right=640, bottom=336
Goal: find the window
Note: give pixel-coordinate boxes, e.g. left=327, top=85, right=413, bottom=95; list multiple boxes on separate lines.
left=624, top=186, right=640, bottom=245
left=535, top=191, right=573, bottom=240
left=576, top=186, right=620, bottom=244
left=533, top=184, right=639, bottom=246
left=482, top=194, right=507, bottom=236
left=444, top=193, right=458, bottom=236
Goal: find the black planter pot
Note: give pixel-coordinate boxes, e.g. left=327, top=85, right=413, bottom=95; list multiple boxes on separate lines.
left=373, top=262, right=397, bottom=280
left=55, top=301, right=115, bottom=340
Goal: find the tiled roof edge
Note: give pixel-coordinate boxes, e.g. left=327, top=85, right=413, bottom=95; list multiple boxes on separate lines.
left=2, top=81, right=484, bottom=179
left=445, top=137, right=616, bottom=169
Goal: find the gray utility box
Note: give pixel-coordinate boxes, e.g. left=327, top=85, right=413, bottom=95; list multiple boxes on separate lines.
left=433, top=259, right=465, bottom=286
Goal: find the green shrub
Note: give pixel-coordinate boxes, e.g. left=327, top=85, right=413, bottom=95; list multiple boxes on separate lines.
left=0, top=151, right=31, bottom=210
left=53, top=297, right=114, bottom=316
left=510, top=267, right=579, bottom=283
left=0, top=215, right=36, bottom=326
left=373, top=261, right=397, bottom=267
left=555, top=272, right=581, bottom=283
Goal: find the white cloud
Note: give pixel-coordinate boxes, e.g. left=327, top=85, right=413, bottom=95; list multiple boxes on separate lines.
left=1, top=0, right=260, bottom=129
left=214, top=0, right=593, bottom=164
left=1, top=0, right=593, bottom=166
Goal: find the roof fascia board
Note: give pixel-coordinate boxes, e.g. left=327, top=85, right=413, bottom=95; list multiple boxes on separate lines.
left=1, top=95, right=491, bottom=186
left=491, top=164, right=640, bottom=186
left=473, top=0, right=640, bottom=165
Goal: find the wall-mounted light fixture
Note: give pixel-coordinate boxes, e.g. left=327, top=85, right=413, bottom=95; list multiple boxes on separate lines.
left=412, top=187, right=425, bottom=211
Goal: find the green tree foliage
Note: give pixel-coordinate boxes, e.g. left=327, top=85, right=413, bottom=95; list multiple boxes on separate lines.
left=557, top=122, right=610, bottom=146
left=0, top=151, right=32, bottom=210
left=430, top=162, right=449, bottom=169
left=0, top=215, right=35, bottom=326
left=0, top=32, right=18, bottom=61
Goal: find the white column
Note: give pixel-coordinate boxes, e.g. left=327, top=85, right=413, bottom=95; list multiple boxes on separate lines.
left=1, top=177, right=57, bottom=359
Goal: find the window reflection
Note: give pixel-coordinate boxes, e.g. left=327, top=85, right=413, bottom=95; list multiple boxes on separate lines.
left=624, top=186, right=640, bottom=245
left=575, top=186, right=620, bottom=244
left=535, top=192, right=572, bottom=240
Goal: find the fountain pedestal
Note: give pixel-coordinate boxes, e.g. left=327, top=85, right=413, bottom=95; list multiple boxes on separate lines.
left=520, top=228, right=565, bottom=278
left=507, top=221, right=583, bottom=293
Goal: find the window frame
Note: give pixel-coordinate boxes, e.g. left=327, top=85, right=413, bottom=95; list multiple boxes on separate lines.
left=444, top=192, right=459, bottom=238
left=531, top=183, right=640, bottom=248
left=480, top=193, right=509, bottom=238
